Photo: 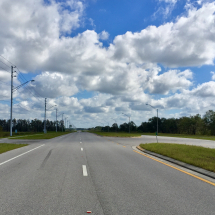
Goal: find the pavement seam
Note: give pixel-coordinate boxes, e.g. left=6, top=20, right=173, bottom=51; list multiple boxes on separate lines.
left=136, top=146, right=215, bottom=180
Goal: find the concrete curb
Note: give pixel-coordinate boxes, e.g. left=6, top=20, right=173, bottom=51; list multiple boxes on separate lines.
left=136, top=146, right=215, bottom=180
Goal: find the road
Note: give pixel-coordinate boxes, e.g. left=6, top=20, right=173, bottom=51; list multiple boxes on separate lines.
left=0, top=132, right=215, bottom=214
left=103, top=135, right=215, bottom=148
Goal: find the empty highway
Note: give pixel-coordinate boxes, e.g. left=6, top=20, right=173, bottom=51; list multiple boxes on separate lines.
left=0, top=132, right=215, bottom=215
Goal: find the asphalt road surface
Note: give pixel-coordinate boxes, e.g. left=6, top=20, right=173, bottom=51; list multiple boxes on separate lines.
left=103, top=135, right=215, bottom=148
left=0, top=132, right=215, bottom=215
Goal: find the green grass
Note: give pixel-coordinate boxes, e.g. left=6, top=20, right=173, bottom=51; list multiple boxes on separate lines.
left=89, top=131, right=142, bottom=137
left=139, top=143, right=215, bottom=173
left=10, top=131, right=74, bottom=139
left=141, top=133, right=215, bottom=141
left=0, top=143, right=28, bottom=154
left=0, top=131, right=39, bottom=139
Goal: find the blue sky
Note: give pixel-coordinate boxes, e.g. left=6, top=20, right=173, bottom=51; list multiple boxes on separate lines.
left=0, top=0, right=215, bottom=127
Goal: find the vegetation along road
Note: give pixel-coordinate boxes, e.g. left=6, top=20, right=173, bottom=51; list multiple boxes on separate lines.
left=0, top=131, right=214, bottom=214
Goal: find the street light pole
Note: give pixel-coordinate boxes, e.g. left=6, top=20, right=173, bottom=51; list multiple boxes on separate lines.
left=99, top=122, right=104, bottom=131
left=112, top=118, right=117, bottom=132
left=44, top=98, right=47, bottom=133
left=157, top=108, right=158, bottom=137
left=122, top=113, right=130, bottom=133
left=104, top=120, right=109, bottom=132
left=56, top=108, right=57, bottom=132
left=62, top=113, right=64, bottom=132
left=64, top=117, right=68, bottom=131
left=10, top=66, right=14, bottom=137
left=10, top=66, right=34, bottom=136
left=44, top=104, right=57, bottom=133
left=146, top=103, right=158, bottom=143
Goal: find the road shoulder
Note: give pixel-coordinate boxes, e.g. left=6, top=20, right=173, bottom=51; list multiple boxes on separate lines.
left=135, top=146, right=215, bottom=181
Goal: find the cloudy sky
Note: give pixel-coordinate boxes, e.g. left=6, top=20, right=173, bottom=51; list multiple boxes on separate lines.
left=0, top=0, right=215, bottom=128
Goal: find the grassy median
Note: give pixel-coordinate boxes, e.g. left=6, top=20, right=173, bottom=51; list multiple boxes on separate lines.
left=10, top=131, right=74, bottom=139
left=139, top=143, right=215, bottom=172
left=0, top=143, right=28, bottom=154
left=89, top=131, right=142, bottom=137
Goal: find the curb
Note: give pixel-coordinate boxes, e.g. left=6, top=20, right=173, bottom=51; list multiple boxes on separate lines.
left=136, top=146, right=215, bottom=180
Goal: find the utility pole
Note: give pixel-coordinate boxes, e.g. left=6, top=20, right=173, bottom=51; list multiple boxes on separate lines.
left=10, top=66, right=34, bottom=137
left=56, top=108, right=57, bottom=132
left=122, top=113, right=131, bottom=133
left=157, top=109, right=158, bottom=136
left=64, top=117, right=68, bottom=131
left=44, top=98, right=47, bottom=133
left=10, top=66, right=15, bottom=137
left=62, top=113, right=64, bottom=132
left=129, top=116, right=130, bottom=133
left=146, top=103, right=159, bottom=143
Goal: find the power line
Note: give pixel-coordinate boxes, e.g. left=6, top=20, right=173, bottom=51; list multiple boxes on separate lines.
left=0, top=59, right=11, bottom=68
left=0, top=99, right=10, bottom=103
left=14, top=103, right=31, bottom=112
left=0, top=55, right=14, bottom=66
left=0, top=95, right=10, bottom=99
left=15, top=70, right=49, bottom=104
left=0, top=56, right=47, bottom=103
left=0, top=55, right=56, bottom=114
left=0, top=79, right=9, bottom=85
left=0, top=65, right=10, bottom=73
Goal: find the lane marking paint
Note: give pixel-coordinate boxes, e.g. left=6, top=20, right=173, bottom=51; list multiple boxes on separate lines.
left=82, top=165, right=88, bottom=176
left=123, top=146, right=126, bottom=147
left=80, top=142, right=82, bottom=143
left=133, top=150, right=215, bottom=186
left=81, top=148, right=83, bottom=151
left=0, top=144, right=45, bottom=166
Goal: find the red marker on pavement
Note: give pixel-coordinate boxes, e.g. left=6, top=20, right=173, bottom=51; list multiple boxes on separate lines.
left=87, top=211, right=92, bottom=213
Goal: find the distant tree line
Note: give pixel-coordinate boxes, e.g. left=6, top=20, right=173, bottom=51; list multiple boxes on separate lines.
left=0, top=119, right=65, bottom=132
left=93, top=110, right=215, bottom=135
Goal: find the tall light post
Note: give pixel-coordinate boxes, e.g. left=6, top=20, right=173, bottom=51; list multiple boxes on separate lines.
left=56, top=108, right=58, bottom=132
left=44, top=104, right=57, bottom=133
left=10, top=65, right=35, bottom=136
left=104, top=120, right=109, bottom=132
left=64, top=117, right=68, bottom=131
left=99, top=122, right=104, bottom=131
left=62, top=113, right=64, bottom=132
left=112, top=118, right=117, bottom=132
left=122, top=113, right=131, bottom=133
left=56, top=112, right=64, bottom=132
left=146, top=103, right=158, bottom=143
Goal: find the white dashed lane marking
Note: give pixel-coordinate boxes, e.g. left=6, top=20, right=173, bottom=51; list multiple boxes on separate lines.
left=82, top=165, right=88, bottom=176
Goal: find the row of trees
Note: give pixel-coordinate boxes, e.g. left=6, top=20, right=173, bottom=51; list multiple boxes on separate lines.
left=0, top=119, right=65, bottom=132
left=94, top=110, right=215, bottom=135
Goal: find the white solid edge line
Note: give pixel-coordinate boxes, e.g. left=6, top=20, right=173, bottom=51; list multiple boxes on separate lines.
left=0, top=144, right=45, bottom=166
left=81, top=148, right=83, bottom=151
left=82, top=165, right=88, bottom=176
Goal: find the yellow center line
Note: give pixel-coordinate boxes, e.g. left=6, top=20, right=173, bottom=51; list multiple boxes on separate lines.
left=133, top=150, right=215, bottom=186
left=123, top=146, right=126, bottom=147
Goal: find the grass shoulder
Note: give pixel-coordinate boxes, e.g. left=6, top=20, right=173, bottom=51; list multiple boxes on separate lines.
left=0, top=131, right=40, bottom=139
left=10, top=131, right=74, bottom=139
left=89, top=131, right=142, bottom=137
left=0, top=143, right=28, bottom=154
left=139, top=143, right=215, bottom=173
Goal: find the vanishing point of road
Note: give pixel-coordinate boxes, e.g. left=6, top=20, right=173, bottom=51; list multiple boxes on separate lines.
left=0, top=132, right=215, bottom=214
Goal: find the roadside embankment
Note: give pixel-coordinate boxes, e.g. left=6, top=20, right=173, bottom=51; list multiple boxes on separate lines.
left=139, top=143, right=215, bottom=173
